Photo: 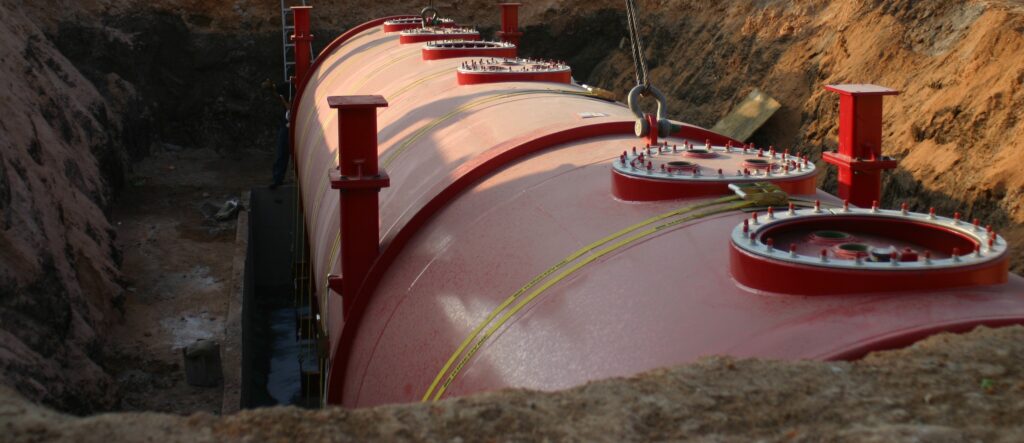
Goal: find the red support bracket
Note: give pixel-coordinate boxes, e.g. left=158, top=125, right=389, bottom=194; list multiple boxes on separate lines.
left=327, top=95, right=390, bottom=316
left=291, top=6, right=315, bottom=90
left=821, top=84, right=900, bottom=208
left=497, top=3, right=523, bottom=47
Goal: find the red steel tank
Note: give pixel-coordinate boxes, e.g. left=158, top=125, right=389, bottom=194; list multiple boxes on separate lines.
left=287, top=5, right=1024, bottom=408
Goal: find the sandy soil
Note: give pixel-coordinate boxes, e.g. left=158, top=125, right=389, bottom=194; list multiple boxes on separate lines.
left=4, top=325, right=1024, bottom=442
left=103, top=144, right=271, bottom=414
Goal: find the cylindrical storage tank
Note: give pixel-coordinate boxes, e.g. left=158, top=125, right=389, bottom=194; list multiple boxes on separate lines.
left=293, top=16, right=1024, bottom=408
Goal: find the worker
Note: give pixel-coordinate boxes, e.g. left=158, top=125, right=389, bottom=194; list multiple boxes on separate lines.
left=263, top=79, right=291, bottom=189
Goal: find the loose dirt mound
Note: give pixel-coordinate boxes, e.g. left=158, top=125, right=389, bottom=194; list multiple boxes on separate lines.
left=4, top=326, right=1024, bottom=442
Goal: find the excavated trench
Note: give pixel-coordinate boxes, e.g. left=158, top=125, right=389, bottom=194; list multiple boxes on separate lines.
left=2, top=0, right=1024, bottom=423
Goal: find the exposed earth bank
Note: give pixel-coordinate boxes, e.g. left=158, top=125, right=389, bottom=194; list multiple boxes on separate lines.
left=0, top=0, right=1023, bottom=427
left=5, top=326, right=1024, bottom=442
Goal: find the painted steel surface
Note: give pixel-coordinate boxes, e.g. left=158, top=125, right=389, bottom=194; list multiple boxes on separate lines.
left=294, top=20, right=1024, bottom=408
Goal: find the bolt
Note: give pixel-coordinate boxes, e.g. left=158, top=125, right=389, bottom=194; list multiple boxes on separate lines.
left=890, top=251, right=900, bottom=265
left=901, top=202, right=909, bottom=215
left=928, top=207, right=936, bottom=220
left=788, top=202, right=796, bottom=215
left=952, top=247, right=961, bottom=262
left=718, top=168, right=724, bottom=177
left=767, top=206, right=775, bottom=220
left=973, top=218, right=982, bottom=231
left=843, top=200, right=850, bottom=212
left=855, top=252, right=865, bottom=265
left=646, top=161, right=652, bottom=171
left=620, top=154, right=626, bottom=165
left=871, top=200, right=879, bottom=213
left=632, top=146, right=637, bottom=155
left=820, top=249, right=829, bottom=262
left=954, top=212, right=961, bottom=224
left=789, top=244, right=798, bottom=257
left=766, top=238, right=774, bottom=252
left=975, top=244, right=983, bottom=257
left=749, top=232, right=756, bottom=245
left=924, top=250, right=932, bottom=265
left=661, top=164, right=666, bottom=173
left=752, top=212, right=759, bottom=225
left=743, top=219, right=749, bottom=233
left=814, top=200, right=822, bottom=213
left=673, top=144, right=678, bottom=152
left=988, top=236, right=995, bottom=251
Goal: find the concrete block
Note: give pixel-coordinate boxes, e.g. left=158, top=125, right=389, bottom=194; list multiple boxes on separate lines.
left=184, top=339, right=223, bottom=387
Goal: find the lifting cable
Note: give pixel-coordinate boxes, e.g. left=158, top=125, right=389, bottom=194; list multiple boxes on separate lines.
left=624, top=0, right=650, bottom=93
left=623, top=0, right=679, bottom=141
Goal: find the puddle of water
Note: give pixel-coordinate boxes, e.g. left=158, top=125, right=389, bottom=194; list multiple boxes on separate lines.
left=266, top=308, right=302, bottom=404
left=152, top=265, right=223, bottom=300
left=161, top=311, right=217, bottom=349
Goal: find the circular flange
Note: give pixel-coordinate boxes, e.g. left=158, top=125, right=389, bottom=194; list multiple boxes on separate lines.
left=729, top=206, right=1010, bottom=294
left=399, top=27, right=481, bottom=44
left=422, top=40, right=518, bottom=60
left=456, top=57, right=572, bottom=85
left=682, top=149, right=718, bottom=159
left=383, top=17, right=456, bottom=32
left=611, top=142, right=818, bottom=201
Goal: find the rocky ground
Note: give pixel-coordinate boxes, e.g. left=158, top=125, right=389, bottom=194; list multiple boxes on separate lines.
left=5, top=326, right=1024, bottom=442
left=0, top=0, right=1023, bottom=438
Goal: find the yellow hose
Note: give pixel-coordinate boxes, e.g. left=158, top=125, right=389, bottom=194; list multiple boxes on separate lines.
left=424, top=197, right=751, bottom=401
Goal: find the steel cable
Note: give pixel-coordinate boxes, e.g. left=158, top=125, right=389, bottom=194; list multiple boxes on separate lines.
left=625, top=0, right=650, bottom=92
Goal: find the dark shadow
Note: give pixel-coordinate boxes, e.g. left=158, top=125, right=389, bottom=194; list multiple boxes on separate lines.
left=241, top=186, right=310, bottom=409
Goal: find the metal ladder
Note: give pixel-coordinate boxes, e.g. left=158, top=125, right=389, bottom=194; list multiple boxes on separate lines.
left=281, top=0, right=311, bottom=99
